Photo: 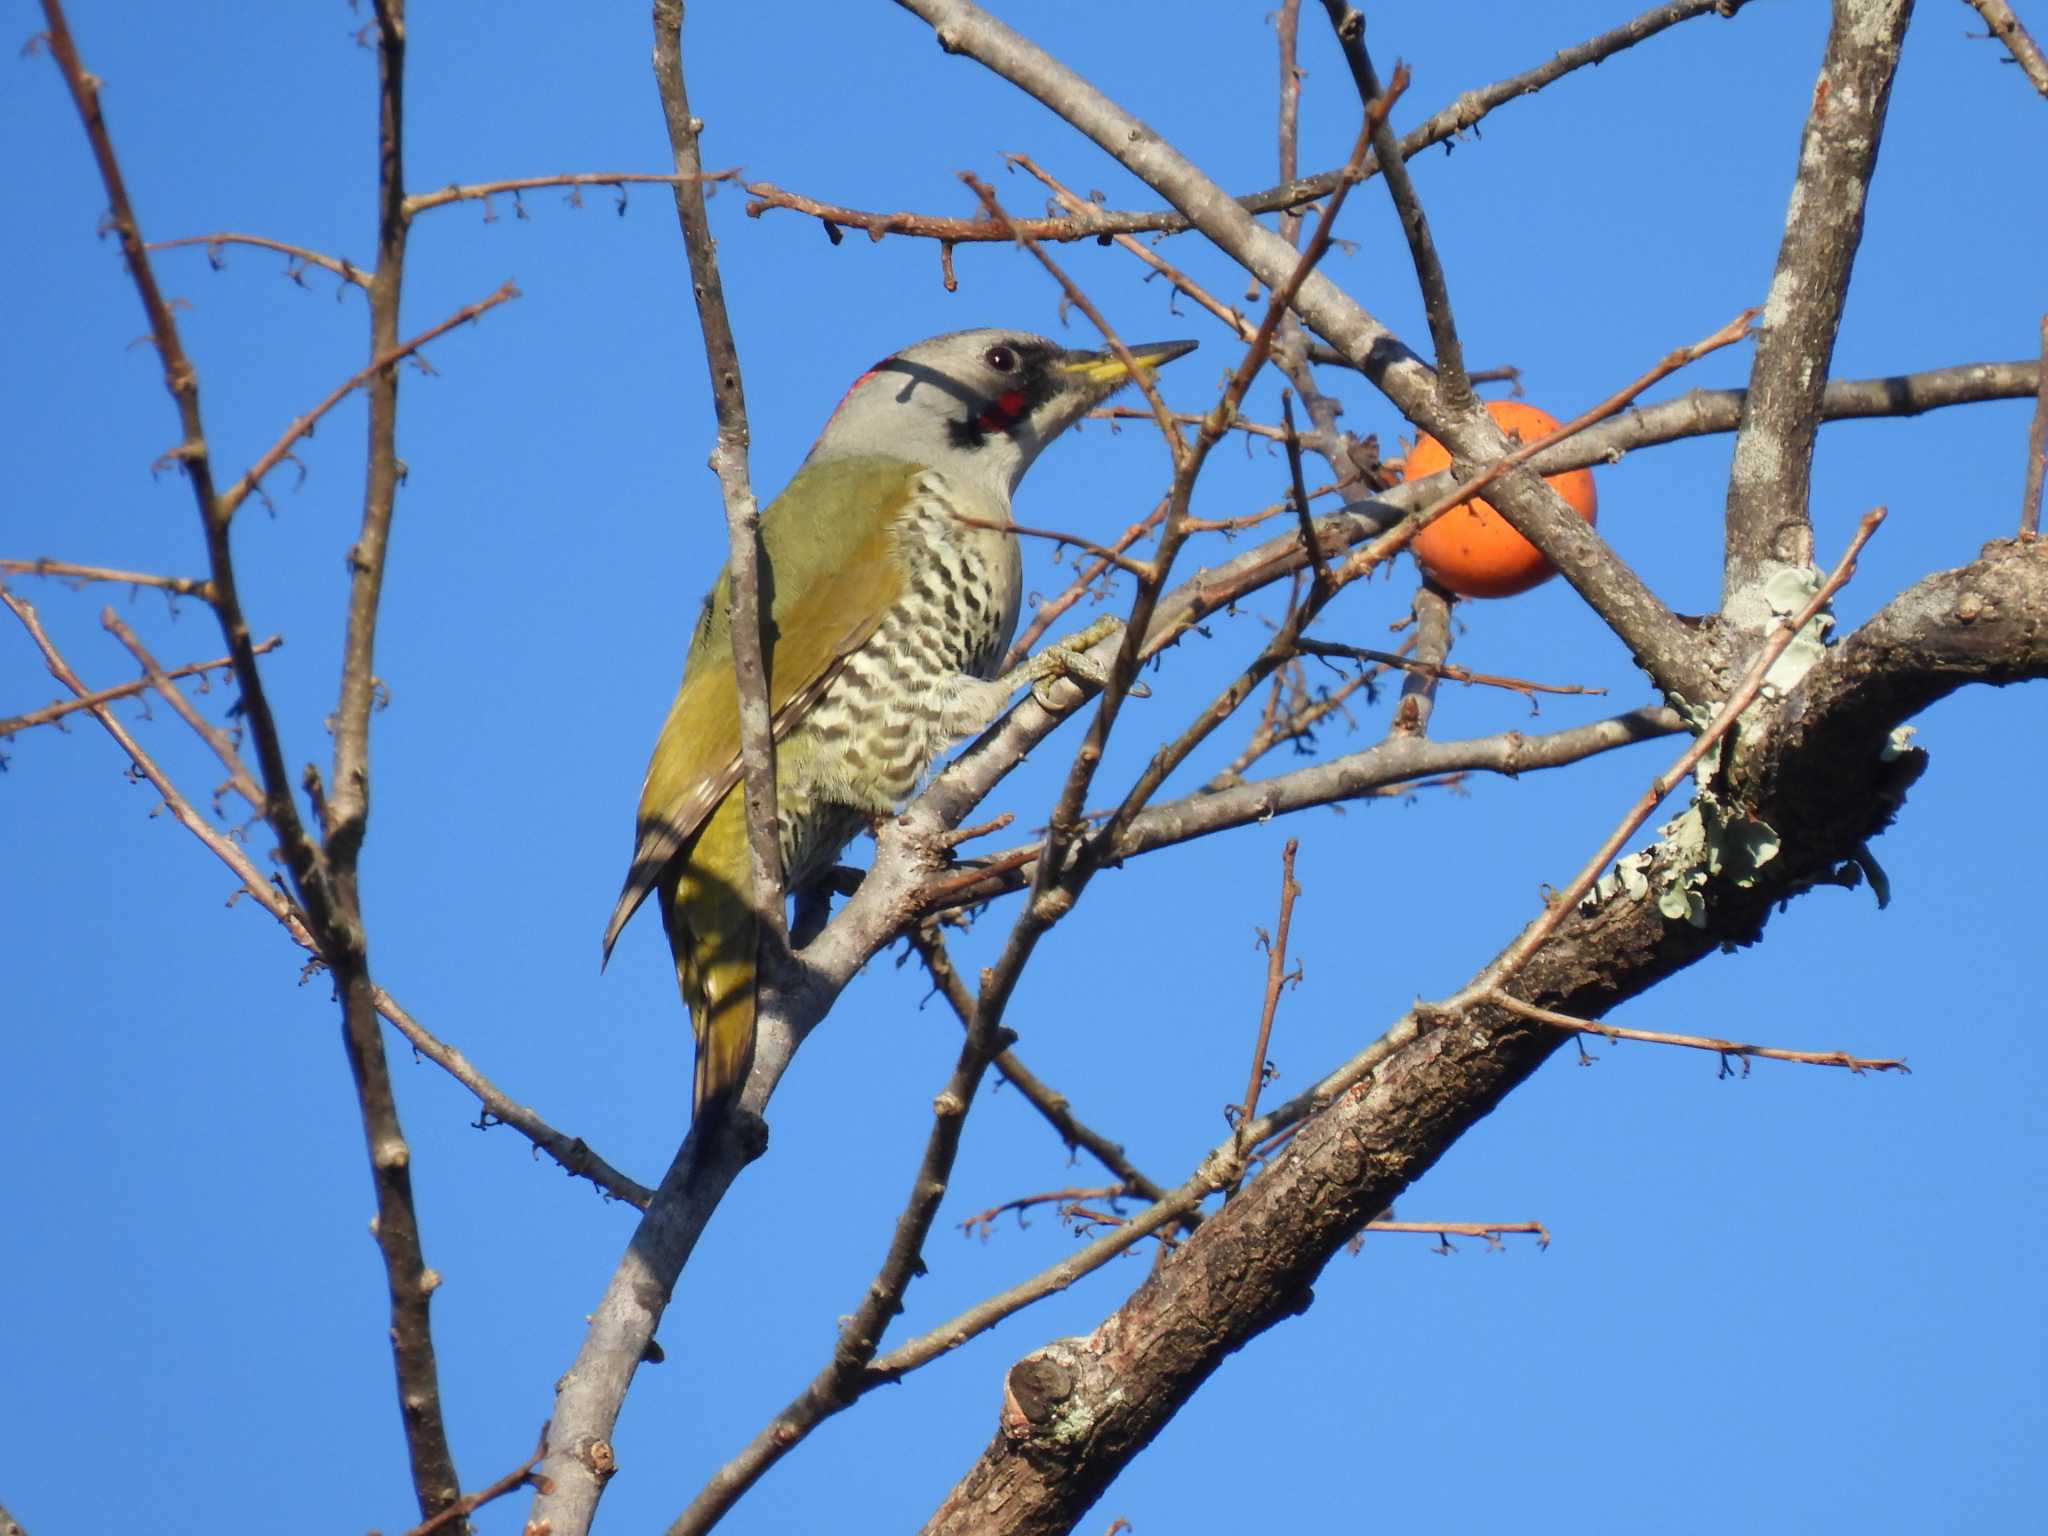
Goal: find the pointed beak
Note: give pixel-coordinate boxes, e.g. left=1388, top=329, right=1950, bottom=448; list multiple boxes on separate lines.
left=1058, top=338, right=1199, bottom=398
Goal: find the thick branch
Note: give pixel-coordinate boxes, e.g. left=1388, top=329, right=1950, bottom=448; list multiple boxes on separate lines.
left=1722, top=0, right=1913, bottom=616
left=916, top=535, right=2044, bottom=1536
left=923, top=707, right=1684, bottom=916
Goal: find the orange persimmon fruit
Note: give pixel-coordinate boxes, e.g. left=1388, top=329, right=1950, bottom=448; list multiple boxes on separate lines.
left=1401, top=399, right=1597, bottom=598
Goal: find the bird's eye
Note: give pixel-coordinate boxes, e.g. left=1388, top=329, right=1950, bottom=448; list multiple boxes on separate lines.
left=983, top=344, right=1019, bottom=374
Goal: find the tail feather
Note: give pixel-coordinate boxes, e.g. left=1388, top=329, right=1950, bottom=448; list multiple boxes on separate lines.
left=659, top=789, right=759, bottom=1119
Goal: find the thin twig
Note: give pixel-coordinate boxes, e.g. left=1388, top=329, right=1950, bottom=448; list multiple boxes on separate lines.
left=0, top=633, right=277, bottom=741
left=35, top=0, right=331, bottom=925
left=323, top=4, right=468, bottom=1518
left=217, top=281, right=520, bottom=521
left=39, top=8, right=462, bottom=1514
left=999, top=497, right=1168, bottom=671
left=1006, top=154, right=1256, bottom=343
left=1080, top=84, right=1406, bottom=861
left=669, top=927, right=1019, bottom=1533
left=958, top=1186, right=1137, bottom=1241
left=752, top=1, right=1753, bottom=249
left=961, top=173, right=1183, bottom=461
left=100, top=610, right=264, bottom=809
left=1484, top=993, right=1907, bottom=1076
left=1961, top=0, right=2048, bottom=96
left=867, top=1183, right=1210, bottom=1384
left=1281, top=395, right=1333, bottom=589
left=909, top=926, right=1175, bottom=1207
left=1276, top=0, right=1306, bottom=247
left=1088, top=405, right=1285, bottom=439
left=1202, top=651, right=1385, bottom=792
left=1297, top=638, right=1605, bottom=702
left=8, top=590, right=656, bottom=1210
left=1235, top=839, right=1302, bottom=1142
left=402, top=168, right=737, bottom=217
left=653, top=0, right=788, bottom=969
left=1362, top=1219, right=1551, bottom=1250
left=958, top=81, right=1409, bottom=1237
left=1095, top=309, right=1750, bottom=871
left=144, top=232, right=371, bottom=289
left=0, top=558, right=210, bottom=599
left=1321, top=2, right=1470, bottom=404
left=396, top=1425, right=554, bottom=1536
left=2, top=588, right=316, bottom=944
left=950, top=513, right=1157, bottom=579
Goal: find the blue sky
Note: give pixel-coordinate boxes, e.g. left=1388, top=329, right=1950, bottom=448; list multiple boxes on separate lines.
left=4, top=3, right=2043, bottom=1532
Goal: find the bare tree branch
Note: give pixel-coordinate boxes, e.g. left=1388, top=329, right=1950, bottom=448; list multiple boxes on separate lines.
left=748, top=0, right=1754, bottom=251
left=2020, top=317, right=2047, bottom=540
left=915, top=525, right=2048, bottom=1535
left=145, top=231, right=372, bottom=290
left=1722, top=0, right=1913, bottom=617
left=1362, top=1220, right=1551, bottom=1250
left=2, top=588, right=312, bottom=943
left=533, top=7, right=788, bottom=1527
left=1320, top=1, right=1471, bottom=403
left=402, top=168, right=736, bottom=217
left=909, top=926, right=1175, bottom=1206
left=37, top=3, right=464, bottom=1516
left=669, top=923, right=1017, bottom=1534
left=0, top=631, right=277, bottom=742
left=956, top=89, right=1406, bottom=1248
left=1391, top=583, right=1452, bottom=736
left=395, top=1425, right=552, bottom=1536
left=1234, top=838, right=1303, bottom=1140
left=922, top=706, right=1687, bottom=917
left=893, top=0, right=1716, bottom=705
left=100, top=609, right=265, bottom=810
left=1960, top=0, right=2048, bottom=95
left=652, top=0, right=789, bottom=982
left=1484, top=992, right=1907, bottom=1074
left=1482, top=509, right=1885, bottom=996
left=0, top=558, right=212, bottom=600
left=218, top=282, right=519, bottom=522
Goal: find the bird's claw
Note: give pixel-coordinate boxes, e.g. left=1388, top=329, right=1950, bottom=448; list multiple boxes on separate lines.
left=1028, top=617, right=1147, bottom=708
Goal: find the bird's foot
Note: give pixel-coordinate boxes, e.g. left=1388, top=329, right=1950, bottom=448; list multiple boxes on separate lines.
left=1026, top=616, right=1147, bottom=708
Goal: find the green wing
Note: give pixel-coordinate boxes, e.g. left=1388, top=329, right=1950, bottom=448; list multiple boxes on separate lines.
left=602, top=457, right=918, bottom=960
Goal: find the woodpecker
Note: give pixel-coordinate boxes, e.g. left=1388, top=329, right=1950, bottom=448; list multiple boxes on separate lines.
left=605, top=328, right=1196, bottom=1117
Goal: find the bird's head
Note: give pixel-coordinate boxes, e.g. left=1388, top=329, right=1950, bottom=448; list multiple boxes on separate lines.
left=806, top=327, right=1197, bottom=496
